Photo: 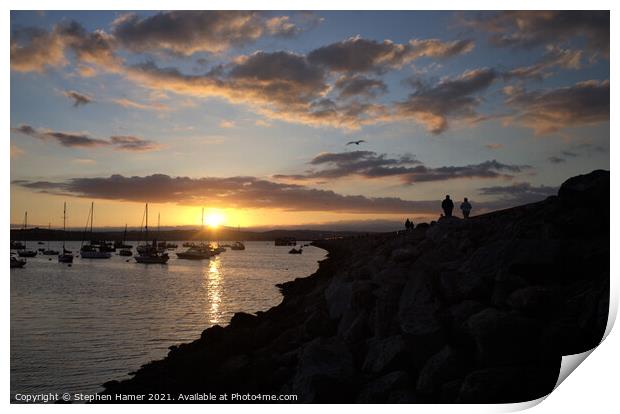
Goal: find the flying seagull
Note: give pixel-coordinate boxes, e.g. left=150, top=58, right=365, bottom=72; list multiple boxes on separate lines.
left=346, top=140, right=366, bottom=146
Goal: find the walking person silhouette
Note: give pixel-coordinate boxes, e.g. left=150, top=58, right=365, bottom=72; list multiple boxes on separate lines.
left=441, top=195, right=454, bottom=218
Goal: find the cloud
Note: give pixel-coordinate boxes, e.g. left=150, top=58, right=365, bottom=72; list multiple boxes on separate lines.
left=548, top=156, right=566, bottom=164
left=12, top=124, right=159, bottom=151
left=274, top=150, right=529, bottom=184
left=478, top=181, right=558, bottom=205
left=504, top=46, right=583, bottom=80
left=109, top=135, right=160, bottom=151
left=465, top=11, right=609, bottom=56
left=219, top=120, right=235, bottom=128
left=503, top=80, right=609, bottom=135
left=63, top=90, right=93, bottom=107
left=10, top=27, right=67, bottom=72
left=10, top=144, right=24, bottom=158
left=485, top=143, right=503, bottom=150
left=12, top=174, right=442, bottom=214
left=334, top=75, right=387, bottom=99
left=395, top=68, right=499, bottom=133
left=307, top=35, right=474, bottom=73
left=111, top=11, right=307, bottom=55
left=112, top=97, right=170, bottom=111
left=9, top=20, right=477, bottom=131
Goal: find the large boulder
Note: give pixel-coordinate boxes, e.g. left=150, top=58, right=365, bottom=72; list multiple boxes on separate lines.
left=356, top=371, right=415, bottom=403
left=292, top=338, right=355, bottom=402
left=416, top=345, right=470, bottom=395
left=362, top=335, right=409, bottom=374
left=465, top=308, right=543, bottom=365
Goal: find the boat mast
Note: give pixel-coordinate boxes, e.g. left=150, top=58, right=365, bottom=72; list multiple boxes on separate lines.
left=123, top=224, right=127, bottom=244
left=201, top=207, right=204, bottom=245
left=24, top=211, right=27, bottom=249
left=47, top=222, right=51, bottom=250
left=90, top=202, right=94, bottom=235
left=145, top=203, right=149, bottom=244
left=63, top=202, right=67, bottom=251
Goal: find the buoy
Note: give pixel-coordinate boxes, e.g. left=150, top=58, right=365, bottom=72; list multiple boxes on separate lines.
left=48, top=258, right=52, bottom=261
left=67, top=264, right=72, bottom=267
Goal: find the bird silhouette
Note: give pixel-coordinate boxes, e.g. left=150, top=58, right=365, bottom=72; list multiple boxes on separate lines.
left=346, top=140, right=366, bottom=146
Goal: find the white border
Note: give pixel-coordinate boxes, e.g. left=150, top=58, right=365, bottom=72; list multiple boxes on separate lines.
left=4, top=1, right=616, bottom=413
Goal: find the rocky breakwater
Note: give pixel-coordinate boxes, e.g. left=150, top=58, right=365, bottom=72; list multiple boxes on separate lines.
left=101, top=170, right=609, bottom=403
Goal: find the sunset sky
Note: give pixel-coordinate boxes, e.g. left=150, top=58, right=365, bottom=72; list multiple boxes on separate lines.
left=10, top=10, right=610, bottom=229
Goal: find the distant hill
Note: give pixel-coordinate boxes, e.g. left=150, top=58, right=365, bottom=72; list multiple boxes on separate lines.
left=9, top=227, right=374, bottom=242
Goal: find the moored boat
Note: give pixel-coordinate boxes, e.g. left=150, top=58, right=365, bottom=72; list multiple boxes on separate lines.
left=58, top=202, right=74, bottom=263
left=230, top=241, right=245, bottom=250
left=80, top=202, right=111, bottom=259
left=134, top=204, right=169, bottom=264
left=11, top=255, right=26, bottom=268
left=17, top=212, right=38, bottom=257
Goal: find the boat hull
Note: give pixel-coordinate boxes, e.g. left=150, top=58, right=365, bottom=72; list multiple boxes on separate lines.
left=80, top=251, right=112, bottom=259
left=18, top=250, right=37, bottom=257
left=58, top=254, right=74, bottom=263
left=135, top=255, right=169, bottom=264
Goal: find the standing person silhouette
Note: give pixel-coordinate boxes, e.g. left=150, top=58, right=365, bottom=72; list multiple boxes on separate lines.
left=460, top=197, right=472, bottom=218
left=441, top=195, right=454, bottom=217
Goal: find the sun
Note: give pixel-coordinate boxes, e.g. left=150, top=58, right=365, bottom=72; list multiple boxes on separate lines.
left=205, top=212, right=224, bottom=229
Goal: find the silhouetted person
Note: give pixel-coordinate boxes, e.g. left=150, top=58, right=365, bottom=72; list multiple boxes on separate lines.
left=408, top=218, right=414, bottom=230
left=405, top=218, right=411, bottom=231
left=460, top=197, right=472, bottom=219
left=441, top=195, right=454, bottom=217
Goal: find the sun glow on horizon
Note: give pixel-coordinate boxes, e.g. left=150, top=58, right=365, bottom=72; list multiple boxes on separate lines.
left=204, top=211, right=225, bottom=229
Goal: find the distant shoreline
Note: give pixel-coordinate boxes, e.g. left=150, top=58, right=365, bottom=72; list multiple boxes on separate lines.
left=10, top=227, right=382, bottom=242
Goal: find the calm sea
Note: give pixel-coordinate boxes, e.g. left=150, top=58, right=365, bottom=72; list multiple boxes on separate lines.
left=10, top=241, right=326, bottom=399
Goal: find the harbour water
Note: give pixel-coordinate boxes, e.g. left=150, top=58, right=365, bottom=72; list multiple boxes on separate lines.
left=10, top=241, right=326, bottom=398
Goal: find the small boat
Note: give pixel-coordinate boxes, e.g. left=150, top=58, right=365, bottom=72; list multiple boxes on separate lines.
left=11, top=256, right=26, bottom=268
left=37, top=241, right=45, bottom=245
left=177, top=208, right=216, bottom=260
left=58, top=202, right=73, bottom=264
left=10, top=241, right=25, bottom=250
left=80, top=202, right=112, bottom=259
left=42, top=223, right=59, bottom=255
left=275, top=237, right=297, bottom=246
left=134, top=204, right=169, bottom=264
left=176, top=244, right=215, bottom=260
left=230, top=241, right=245, bottom=250
left=17, top=212, right=37, bottom=257
left=288, top=247, right=303, bottom=254
left=114, top=226, right=133, bottom=249
left=119, top=249, right=133, bottom=256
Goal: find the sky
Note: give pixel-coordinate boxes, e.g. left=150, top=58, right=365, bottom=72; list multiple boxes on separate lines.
left=10, top=10, right=610, bottom=230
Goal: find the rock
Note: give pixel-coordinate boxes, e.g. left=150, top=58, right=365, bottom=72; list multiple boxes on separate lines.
left=292, top=338, right=355, bottom=402
left=362, top=335, right=409, bottom=374
left=416, top=346, right=469, bottom=395
left=465, top=308, right=543, bottom=365
left=356, top=371, right=414, bottom=403
left=558, top=169, right=608, bottom=206
left=398, top=271, right=444, bottom=345
left=324, top=277, right=353, bottom=319
left=440, top=270, right=492, bottom=303
left=457, top=360, right=561, bottom=403
left=506, top=286, right=561, bottom=317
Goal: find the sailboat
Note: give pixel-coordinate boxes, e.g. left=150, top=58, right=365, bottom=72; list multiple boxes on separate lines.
left=118, top=224, right=133, bottom=256
left=115, top=224, right=133, bottom=249
left=177, top=207, right=216, bottom=260
left=58, top=202, right=74, bottom=263
left=17, top=212, right=37, bottom=257
left=230, top=225, right=245, bottom=250
left=80, top=202, right=111, bottom=259
left=43, top=222, right=59, bottom=255
left=135, top=204, right=169, bottom=264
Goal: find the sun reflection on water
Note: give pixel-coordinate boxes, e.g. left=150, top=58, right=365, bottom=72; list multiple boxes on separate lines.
left=204, top=258, right=223, bottom=325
